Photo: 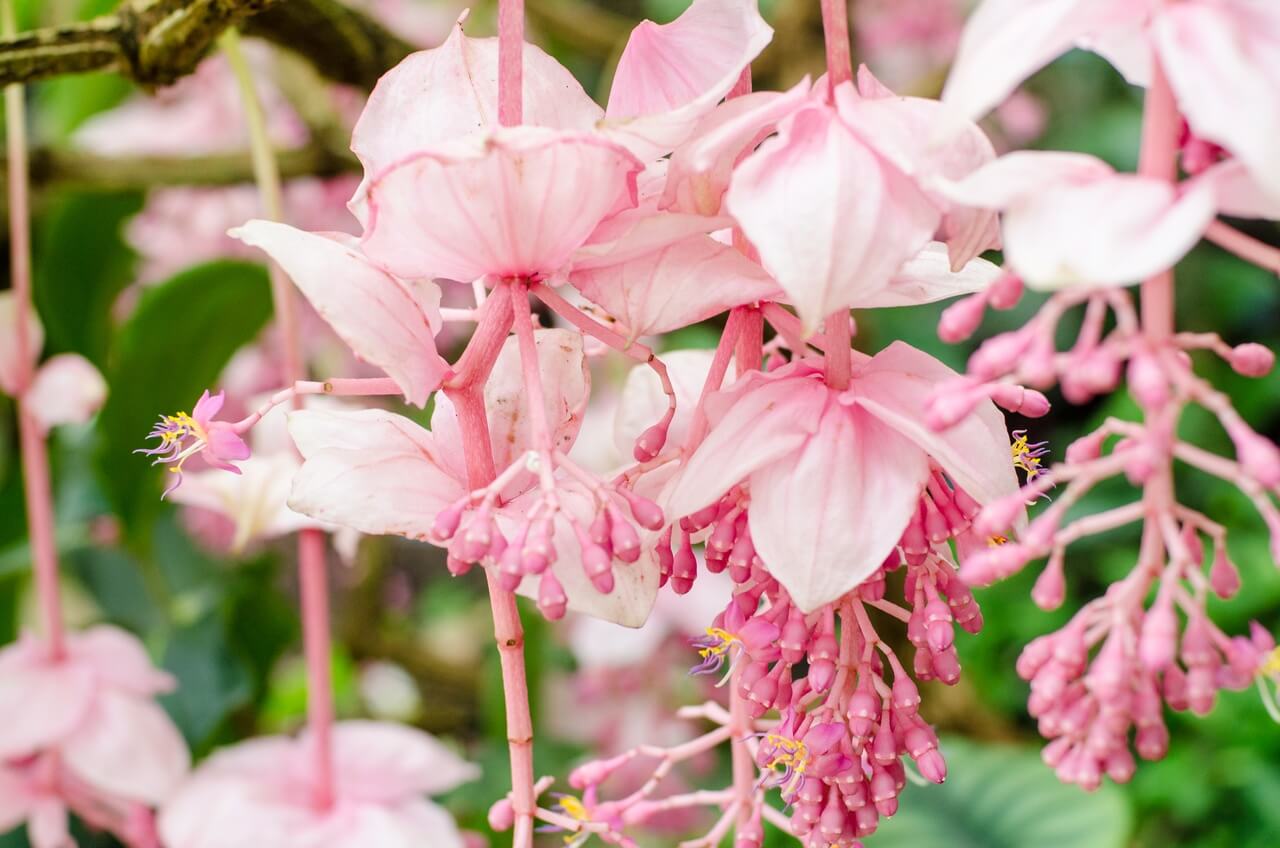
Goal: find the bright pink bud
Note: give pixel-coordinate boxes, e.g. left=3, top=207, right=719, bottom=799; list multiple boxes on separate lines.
left=916, top=748, right=947, bottom=784
left=633, top=421, right=669, bottom=462
left=969, top=331, right=1032, bottom=380
left=958, top=542, right=1031, bottom=585
left=734, top=817, right=763, bottom=848
left=780, top=613, right=809, bottom=663
left=1127, top=350, right=1169, bottom=410
left=1136, top=722, right=1169, bottom=761
left=1227, top=423, right=1280, bottom=487
left=808, top=659, right=836, bottom=693
left=488, top=799, right=514, bottom=831
left=819, top=788, right=846, bottom=839
left=923, top=599, right=954, bottom=652
left=988, top=272, right=1024, bottom=309
left=892, top=676, right=921, bottom=715
left=989, top=384, right=1051, bottom=418
left=932, top=648, right=961, bottom=685
left=1066, top=429, right=1108, bottom=463
left=607, top=506, right=641, bottom=563
left=622, top=491, right=664, bottom=531
left=537, top=572, right=567, bottom=620
left=432, top=500, right=466, bottom=540
left=938, top=293, right=987, bottom=343
left=925, top=384, right=982, bottom=430
left=870, top=767, right=898, bottom=816
left=589, top=511, right=611, bottom=547
left=672, top=535, right=697, bottom=594
left=582, top=543, right=614, bottom=594
left=974, top=493, right=1025, bottom=537
left=446, top=554, right=473, bottom=577
left=459, top=511, right=493, bottom=562
left=1020, top=336, right=1057, bottom=389
left=1229, top=342, right=1274, bottom=377
left=1209, top=547, right=1241, bottom=599
left=1031, top=550, right=1065, bottom=611
left=1139, top=593, right=1178, bottom=672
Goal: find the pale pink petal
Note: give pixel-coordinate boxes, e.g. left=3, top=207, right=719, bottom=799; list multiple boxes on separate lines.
left=727, top=104, right=939, bottom=335
left=387, top=800, right=468, bottom=848
left=570, top=233, right=779, bottom=337
left=836, top=77, right=1001, bottom=269
left=614, top=349, right=728, bottom=456
left=170, top=453, right=322, bottom=552
left=602, top=0, right=774, bottom=159
left=483, top=329, right=590, bottom=469
left=852, top=341, right=1018, bottom=508
left=661, top=80, right=811, bottom=216
left=288, top=409, right=465, bottom=538
left=158, top=772, right=298, bottom=848
left=855, top=242, right=1003, bottom=308
left=23, top=355, right=106, bottom=433
left=749, top=403, right=930, bottom=612
left=663, top=374, right=828, bottom=520
left=999, top=174, right=1215, bottom=289
left=1199, top=160, right=1280, bottom=220
left=362, top=129, right=642, bottom=283
left=0, top=291, right=44, bottom=397
left=308, top=802, right=463, bottom=848
left=328, top=720, right=479, bottom=801
left=942, top=0, right=1150, bottom=120
left=192, top=389, right=224, bottom=423
left=1155, top=0, right=1280, bottom=199
left=0, top=648, right=95, bottom=758
left=349, top=21, right=603, bottom=218
left=575, top=205, right=732, bottom=269
left=70, top=625, right=175, bottom=695
left=936, top=150, right=1115, bottom=209
left=62, top=691, right=190, bottom=803
left=231, top=221, right=448, bottom=407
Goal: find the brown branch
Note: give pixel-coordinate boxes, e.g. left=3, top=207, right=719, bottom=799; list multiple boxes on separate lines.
left=0, top=0, right=412, bottom=90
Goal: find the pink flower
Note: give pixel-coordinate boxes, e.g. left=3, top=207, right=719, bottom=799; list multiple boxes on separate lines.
left=944, top=0, right=1280, bottom=200
left=663, top=343, right=1018, bottom=611
left=0, top=627, right=190, bottom=806
left=158, top=721, right=477, bottom=848
left=138, top=390, right=251, bottom=496
left=23, top=354, right=108, bottom=435
left=286, top=329, right=660, bottom=626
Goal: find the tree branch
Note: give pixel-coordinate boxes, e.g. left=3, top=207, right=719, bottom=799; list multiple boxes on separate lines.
left=0, top=0, right=412, bottom=90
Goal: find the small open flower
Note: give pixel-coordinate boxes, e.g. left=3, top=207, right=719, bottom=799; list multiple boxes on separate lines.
left=1010, top=429, right=1049, bottom=482
left=138, top=390, right=249, bottom=496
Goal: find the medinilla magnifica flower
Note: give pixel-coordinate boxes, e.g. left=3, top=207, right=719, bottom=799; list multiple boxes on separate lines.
left=663, top=342, right=1018, bottom=611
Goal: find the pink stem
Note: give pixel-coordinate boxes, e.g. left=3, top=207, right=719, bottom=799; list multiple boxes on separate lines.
left=1205, top=220, right=1280, bottom=276
left=509, top=285, right=553, bottom=450
left=1137, top=59, right=1181, bottom=343
left=231, top=377, right=403, bottom=433
left=685, top=309, right=747, bottom=450
left=819, top=0, right=854, bottom=90
left=298, top=528, right=334, bottom=807
left=823, top=312, right=853, bottom=390
left=5, top=1, right=64, bottom=658
left=498, top=0, right=524, bottom=127
left=446, top=283, right=535, bottom=848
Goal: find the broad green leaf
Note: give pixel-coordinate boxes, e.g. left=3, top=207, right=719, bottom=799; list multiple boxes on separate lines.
left=870, top=737, right=1132, bottom=848
left=35, top=74, right=133, bottom=139
left=33, top=191, right=143, bottom=367
left=160, top=612, right=254, bottom=748
left=95, top=260, right=272, bottom=529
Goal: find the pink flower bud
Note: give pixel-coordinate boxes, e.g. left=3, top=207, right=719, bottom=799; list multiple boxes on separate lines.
left=969, top=331, right=1033, bottom=380
left=1135, top=722, right=1169, bottom=761
left=938, top=293, right=987, bottom=343
left=622, top=491, right=665, bottom=531
left=446, top=554, right=474, bottom=577
left=1139, top=593, right=1178, bottom=672
left=1127, top=350, right=1169, bottom=410
left=633, top=421, right=669, bottom=462
left=1227, top=423, right=1280, bottom=487
left=925, top=384, right=983, bottom=430
left=432, top=500, right=466, bottom=541
left=488, top=799, right=514, bottom=831
left=932, top=647, right=962, bottom=685
left=916, top=748, right=947, bottom=784
left=1031, top=549, right=1065, bottom=611
left=974, top=493, right=1025, bottom=537
left=892, top=676, right=921, bottom=715
left=606, top=506, right=641, bottom=563
left=989, top=384, right=1052, bottom=418
left=537, top=572, right=567, bottom=620
left=1229, top=342, right=1274, bottom=377
left=1020, top=336, right=1058, bottom=389
left=1066, top=429, right=1108, bottom=463
left=1209, top=547, right=1241, bottom=599
left=988, top=273, right=1024, bottom=309
left=958, top=542, right=1032, bottom=585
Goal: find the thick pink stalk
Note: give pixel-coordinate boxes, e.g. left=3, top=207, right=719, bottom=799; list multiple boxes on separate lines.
left=222, top=28, right=335, bottom=807
left=447, top=284, right=535, bottom=848
left=1205, top=221, right=1280, bottom=276
left=509, top=286, right=552, bottom=450
left=823, top=313, right=853, bottom=390
left=1137, top=59, right=1180, bottom=342
left=820, top=0, right=854, bottom=89
left=5, top=0, right=64, bottom=659
left=498, top=0, right=525, bottom=127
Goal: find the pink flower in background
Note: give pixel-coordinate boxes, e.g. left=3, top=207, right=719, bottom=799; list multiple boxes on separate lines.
left=855, top=0, right=964, bottom=89
left=0, top=628, right=190, bottom=809
left=0, top=290, right=42, bottom=396
left=664, top=343, right=1018, bottom=611
left=158, top=721, right=477, bottom=848
left=0, top=294, right=108, bottom=432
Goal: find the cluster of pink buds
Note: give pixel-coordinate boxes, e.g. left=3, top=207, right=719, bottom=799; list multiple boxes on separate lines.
left=430, top=458, right=666, bottom=620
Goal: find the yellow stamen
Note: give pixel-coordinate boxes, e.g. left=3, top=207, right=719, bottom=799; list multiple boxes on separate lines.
left=1261, top=646, right=1280, bottom=679
left=988, top=535, right=1009, bottom=547
left=1011, top=432, right=1044, bottom=480
left=698, top=626, right=740, bottom=660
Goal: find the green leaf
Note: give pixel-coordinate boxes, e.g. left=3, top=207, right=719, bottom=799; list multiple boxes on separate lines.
left=34, top=191, right=143, bottom=367
left=870, top=737, right=1132, bottom=848
left=160, top=612, right=254, bottom=748
left=95, top=260, right=272, bottom=529
left=35, top=74, right=133, bottom=139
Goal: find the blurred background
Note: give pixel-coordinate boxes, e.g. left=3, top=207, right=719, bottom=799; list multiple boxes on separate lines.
left=1, top=0, right=1278, bottom=846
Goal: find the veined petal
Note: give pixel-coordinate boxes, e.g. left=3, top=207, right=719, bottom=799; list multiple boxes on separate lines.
left=329, top=720, right=479, bottom=802
left=855, top=242, right=1003, bottom=308
left=483, top=329, right=590, bottom=469
left=602, top=0, right=774, bottom=159
left=288, top=409, right=464, bottom=539
left=570, top=233, right=779, bottom=337
left=663, top=374, right=828, bottom=520
left=726, top=104, right=939, bottom=335
left=350, top=20, right=603, bottom=217
left=362, top=128, right=643, bottom=283
left=661, top=80, right=811, bottom=216
left=852, top=341, right=1018, bottom=508
left=749, top=403, right=929, bottom=612
left=1155, top=0, right=1280, bottom=199
left=61, top=691, right=190, bottom=804
left=232, top=221, right=448, bottom=407
left=1001, top=174, right=1215, bottom=289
